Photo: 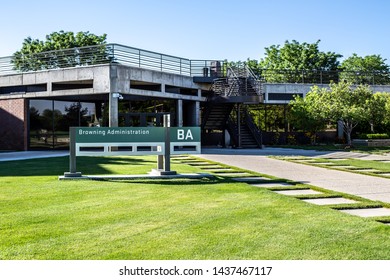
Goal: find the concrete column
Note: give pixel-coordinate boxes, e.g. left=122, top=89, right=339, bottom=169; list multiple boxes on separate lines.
left=195, top=101, right=200, bottom=126
left=177, top=99, right=183, bottom=127
left=237, top=104, right=241, bottom=148
left=24, top=99, right=29, bottom=151
left=109, top=66, right=119, bottom=128
left=196, top=90, right=202, bottom=127
left=109, top=93, right=119, bottom=127
left=337, top=120, right=344, bottom=139
left=47, top=81, right=52, bottom=93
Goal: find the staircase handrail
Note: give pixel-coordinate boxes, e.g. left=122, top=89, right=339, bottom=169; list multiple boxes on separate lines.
left=244, top=64, right=263, bottom=97
left=226, top=66, right=243, bottom=97
left=227, top=66, right=240, bottom=79
left=243, top=109, right=263, bottom=147
left=245, top=64, right=259, bottom=80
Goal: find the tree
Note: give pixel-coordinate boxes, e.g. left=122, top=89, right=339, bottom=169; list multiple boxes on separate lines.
left=258, top=40, right=342, bottom=83
left=63, top=103, right=89, bottom=127
left=41, top=109, right=63, bottom=131
left=29, top=106, right=41, bottom=130
left=366, top=92, right=390, bottom=133
left=339, top=54, right=390, bottom=85
left=306, top=82, right=372, bottom=146
left=12, top=31, right=110, bottom=71
left=290, top=92, right=327, bottom=144
left=385, top=98, right=390, bottom=127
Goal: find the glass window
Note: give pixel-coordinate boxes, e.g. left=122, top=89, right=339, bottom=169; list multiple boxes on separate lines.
left=29, top=100, right=96, bottom=150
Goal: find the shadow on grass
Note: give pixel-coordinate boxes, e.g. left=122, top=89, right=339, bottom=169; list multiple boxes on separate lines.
left=279, top=144, right=390, bottom=154
left=101, top=176, right=235, bottom=186
left=0, top=156, right=154, bottom=177
left=101, top=176, right=295, bottom=187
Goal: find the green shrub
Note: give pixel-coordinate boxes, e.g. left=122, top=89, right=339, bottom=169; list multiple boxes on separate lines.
left=366, top=133, right=389, bottom=139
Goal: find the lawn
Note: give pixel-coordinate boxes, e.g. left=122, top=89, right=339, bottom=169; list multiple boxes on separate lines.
left=280, top=156, right=390, bottom=181
left=1, top=156, right=390, bottom=260
left=279, top=144, right=390, bottom=155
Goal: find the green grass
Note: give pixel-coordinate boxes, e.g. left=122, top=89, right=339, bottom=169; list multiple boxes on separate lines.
left=278, top=144, right=390, bottom=155
left=331, top=159, right=390, bottom=172
left=1, top=156, right=390, bottom=260
left=280, top=156, right=390, bottom=180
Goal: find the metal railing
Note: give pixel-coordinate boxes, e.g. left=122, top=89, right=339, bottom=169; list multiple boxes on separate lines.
left=110, top=44, right=191, bottom=75
left=244, top=109, right=262, bottom=147
left=256, top=68, right=390, bottom=85
left=2, top=43, right=390, bottom=86
left=244, top=64, right=263, bottom=96
left=0, top=56, right=14, bottom=75
left=224, top=66, right=263, bottom=97
left=0, top=43, right=225, bottom=78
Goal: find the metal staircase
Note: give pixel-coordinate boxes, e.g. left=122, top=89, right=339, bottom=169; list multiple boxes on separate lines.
left=201, top=64, right=263, bottom=148
left=202, top=103, right=234, bottom=130
left=227, top=107, right=262, bottom=148
left=226, top=64, right=263, bottom=97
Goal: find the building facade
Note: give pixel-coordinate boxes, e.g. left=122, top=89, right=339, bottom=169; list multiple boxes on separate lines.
left=2, top=44, right=390, bottom=150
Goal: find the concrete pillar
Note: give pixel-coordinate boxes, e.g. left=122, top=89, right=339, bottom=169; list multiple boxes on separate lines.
left=109, top=66, right=119, bottom=128
left=23, top=99, right=29, bottom=151
left=337, top=120, right=344, bottom=139
left=109, top=92, right=119, bottom=127
left=184, top=101, right=200, bottom=126
left=177, top=99, right=183, bottom=127
left=195, top=101, right=200, bottom=126
left=237, top=104, right=241, bottom=148
left=196, top=90, right=202, bottom=127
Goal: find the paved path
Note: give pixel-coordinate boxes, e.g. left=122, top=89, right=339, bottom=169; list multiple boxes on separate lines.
left=0, top=151, right=68, bottom=161
left=198, top=148, right=390, bottom=204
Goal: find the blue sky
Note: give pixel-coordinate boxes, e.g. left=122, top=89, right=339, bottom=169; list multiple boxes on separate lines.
left=1, top=0, right=390, bottom=63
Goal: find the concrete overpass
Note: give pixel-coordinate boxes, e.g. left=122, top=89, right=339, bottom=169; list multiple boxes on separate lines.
left=1, top=43, right=390, bottom=150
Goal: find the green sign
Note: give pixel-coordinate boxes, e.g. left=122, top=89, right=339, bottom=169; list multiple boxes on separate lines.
left=64, top=126, right=201, bottom=177
left=75, top=127, right=200, bottom=143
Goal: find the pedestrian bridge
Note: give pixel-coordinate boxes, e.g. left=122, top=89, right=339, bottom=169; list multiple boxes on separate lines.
left=1, top=44, right=390, bottom=151
left=1, top=43, right=390, bottom=105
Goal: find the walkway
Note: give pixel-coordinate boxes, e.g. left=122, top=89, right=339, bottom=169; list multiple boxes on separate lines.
left=198, top=148, right=390, bottom=204
left=0, top=151, right=68, bottom=161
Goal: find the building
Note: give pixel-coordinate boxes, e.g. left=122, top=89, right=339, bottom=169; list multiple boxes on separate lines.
left=2, top=44, right=390, bottom=151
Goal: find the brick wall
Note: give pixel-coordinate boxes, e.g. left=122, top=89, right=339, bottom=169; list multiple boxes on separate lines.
left=0, top=98, right=28, bottom=150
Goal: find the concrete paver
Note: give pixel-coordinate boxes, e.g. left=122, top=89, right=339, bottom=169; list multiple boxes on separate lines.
left=214, top=172, right=251, bottom=176
left=301, top=197, right=359, bottom=205
left=187, top=162, right=217, bottom=166
left=199, top=164, right=225, bottom=169
left=202, top=168, right=235, bottom=172
left=250, top=182, right=294, bottom=188
left=198, top=148, right=390, bottom=204
left=340, top=208, right=390, bottom=217
left=274, top=189, right=323, bottom=196
left=232, top=177, right=270, bottom=182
